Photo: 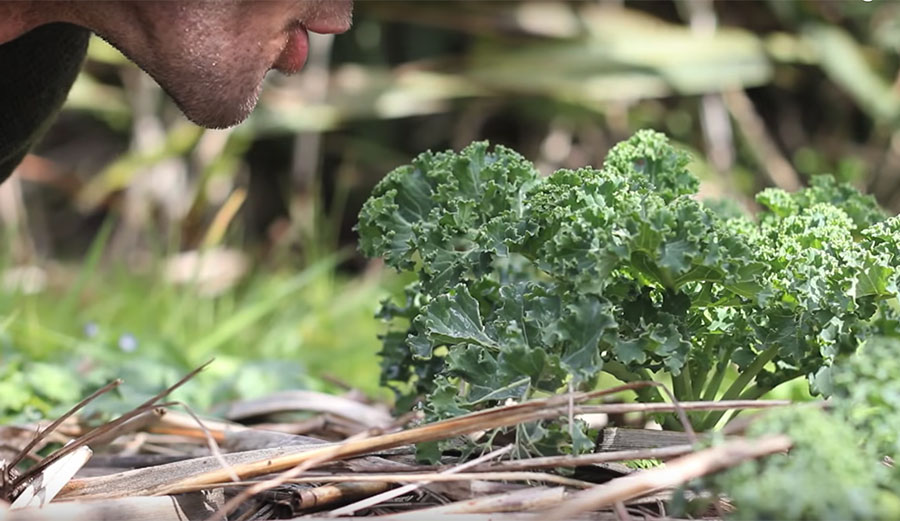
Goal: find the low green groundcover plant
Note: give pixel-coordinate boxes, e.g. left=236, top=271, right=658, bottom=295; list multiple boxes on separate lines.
left=698, top=337, right=900, bottom=520
left=358, top=130, right=900, bottom=457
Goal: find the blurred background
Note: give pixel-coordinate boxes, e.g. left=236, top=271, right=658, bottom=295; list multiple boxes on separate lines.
left=1, top=0, right=897, bottom=420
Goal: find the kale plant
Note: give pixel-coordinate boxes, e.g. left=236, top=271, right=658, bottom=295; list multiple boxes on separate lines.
left=358, top=130, right=900, bottom=448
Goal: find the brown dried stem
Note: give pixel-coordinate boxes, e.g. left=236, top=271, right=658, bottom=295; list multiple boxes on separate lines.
left=545, top=434, right=792, bottom=520
left=3, top=378, right=122, bottom=488
left=10, top=360, right=211, bottom=493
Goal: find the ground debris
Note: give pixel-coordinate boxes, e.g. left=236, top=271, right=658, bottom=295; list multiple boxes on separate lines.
left=0, top=366, right=793, bottom=520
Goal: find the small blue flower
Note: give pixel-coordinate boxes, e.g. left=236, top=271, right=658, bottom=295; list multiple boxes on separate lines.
left=84, top=322, right=99, bottom=338
left=118, top=333, right=138, bottom=353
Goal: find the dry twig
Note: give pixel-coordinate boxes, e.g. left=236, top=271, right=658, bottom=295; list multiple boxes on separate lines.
left=328, top=444, right=515, bottom=517
left=545, top=434, right=792, bottom=520
left=2, top=379, right=121, bottom=491
left=11, top=360, right=210, bottom=497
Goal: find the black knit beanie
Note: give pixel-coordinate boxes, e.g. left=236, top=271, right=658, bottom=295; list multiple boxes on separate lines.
left=0, top=23, right=90, bottom=182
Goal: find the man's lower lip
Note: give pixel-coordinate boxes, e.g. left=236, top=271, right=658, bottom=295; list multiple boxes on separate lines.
left=273, top=24, right=309, bottom=74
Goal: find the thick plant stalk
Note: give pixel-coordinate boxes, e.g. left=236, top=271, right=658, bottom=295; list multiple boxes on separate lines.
left=701, top=344, right=736, bottom=402
left=601, top=362, right=667, bottom=405
left=701, top=344, right=779, bottom=430
left=674, top=365, right=695, bottom=402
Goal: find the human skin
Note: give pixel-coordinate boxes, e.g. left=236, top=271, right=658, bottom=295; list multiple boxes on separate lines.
left=0, top=0, right=353, bottom=128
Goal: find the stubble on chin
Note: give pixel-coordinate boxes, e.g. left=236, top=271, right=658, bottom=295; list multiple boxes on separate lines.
left=169, top=71, right=266, bottom=129
left=127, top=43, right=271, bottom=129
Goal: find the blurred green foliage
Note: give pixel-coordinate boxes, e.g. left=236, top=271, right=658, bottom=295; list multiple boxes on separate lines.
left=692, top=337, right=900, bottom=520
left=3, top=0, right=900, bottom=419
left=0, top=240, right=398, bottom=421
left=703, top=405, right=900, bottom=520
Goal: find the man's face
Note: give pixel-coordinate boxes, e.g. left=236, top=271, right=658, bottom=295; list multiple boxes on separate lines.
left=73, top=0, right=352, bottom=128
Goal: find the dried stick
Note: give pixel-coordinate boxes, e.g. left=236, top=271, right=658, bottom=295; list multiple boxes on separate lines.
left=10, top=360, right=211, bottom=493
left=314, top=470, right=593, bottom=488
left=173, top=402, right=240, bottom=483
left=159, top=390, right=784, bottom=496
left=0, top=446, right=41, bottom=465
left=650, top=382, right=697, bottom=443
left=383, top=487, right=567, bottom=518
left=3, top=494, right=223, bottom=521
left=205, top=430, right=375, bottom=521
left=576, top=399, right=790, bottom=414
left=327, top=444, right=514, bottom=517
left=163, top=391, right=613, bottom=498
left=3, top=379, right=121, bottom=486
left=471, top=444, right=695, bottom=472
left=171, top=470, right=594, bottom=493
left=544, top=434, right=792, bottom=520
left=613, top=501, right=633, bottom=521
left=293, top=481, right=392, bottom=512
left=88, top=408, right=165, bottom=447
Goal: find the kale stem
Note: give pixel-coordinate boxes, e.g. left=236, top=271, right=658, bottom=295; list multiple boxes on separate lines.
left=683, top=362, right=696, bottom=401
left=721, top=383, right=772, bottom=424
left=662, top=415, right=683, bottom=431
left=636, top=368, right=667, bottom=403
left=603, top=362, right=666, bottom=404
left=700, top=343, right=779, bottom=430
left=672, top=371, right=686, bottom=402
left=690, top=336, right=718, bottom=400
left=674, top=364, right=703, bottom=426
left=738, top=373, right=793, bottom=402
left=738, top=383, right=768, bottom=400
left=636, top=367, right=655, bottom=382
left=721, top=344, right=778, bottom=399
left=690, top=363, right=708, bottom=404
left=701, top=344, right=736, bottom=402
left=674, top=366, right=694, bottom=402
left=603, top=360, right=641, bottom=382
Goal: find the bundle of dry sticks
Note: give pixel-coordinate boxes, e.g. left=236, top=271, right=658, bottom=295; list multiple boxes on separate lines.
left=0, top=362, right=791, bottom=521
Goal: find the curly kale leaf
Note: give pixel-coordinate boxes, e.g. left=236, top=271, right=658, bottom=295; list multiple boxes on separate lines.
left=358, top=141, right=539, bottom=293
left=525, top=167, right=762, bottom=296
left=602, top=129, right=698, bottom=202
left=758, top=174, right=885, bottom=230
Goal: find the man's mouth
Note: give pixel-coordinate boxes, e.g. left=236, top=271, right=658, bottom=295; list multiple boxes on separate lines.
left=273, top=22, right=310, bottom=74
left=272, top=14, right=352, bottom=75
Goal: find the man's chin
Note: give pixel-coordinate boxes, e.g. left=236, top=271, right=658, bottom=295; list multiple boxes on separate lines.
left=163, top=80, right=263, bottom=129
left=174, top=97, right=258, bottom=129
